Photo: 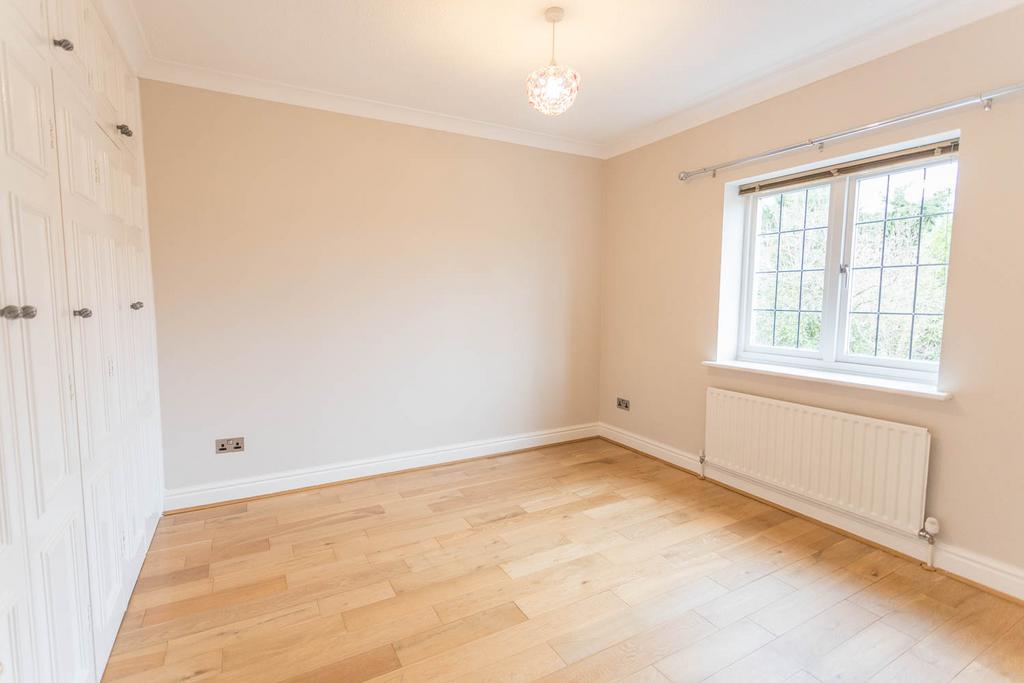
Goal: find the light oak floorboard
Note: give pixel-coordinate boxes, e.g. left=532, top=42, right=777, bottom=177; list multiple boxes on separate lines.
left=104, top=439, right=1023, bottom=682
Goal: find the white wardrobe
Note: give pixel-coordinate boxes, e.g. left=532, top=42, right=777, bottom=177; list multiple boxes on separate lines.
left=0, top=0, right=163, bottom=680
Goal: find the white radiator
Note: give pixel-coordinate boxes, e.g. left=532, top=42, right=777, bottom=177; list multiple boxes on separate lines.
left=704, top=388, right=931, bottom=546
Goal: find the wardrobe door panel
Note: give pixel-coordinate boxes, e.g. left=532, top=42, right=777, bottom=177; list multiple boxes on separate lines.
left=81, top=455, right=124, bottom=660
left=0, top=371, right=34, bottom=683
left=1, top=26, right=54, bottom=178
left=30, top=515, right=93, bottom=683
left=0, top=596, right=37, bottom=682
left=62, top=103, right=98, bottom=204
left=120, top=427, right=145, bottom=559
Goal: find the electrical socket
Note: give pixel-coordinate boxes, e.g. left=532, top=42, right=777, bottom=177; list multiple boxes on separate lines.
left=616, top=397, right=630, bottom=411
left=215, top=437, right=245, bottom=454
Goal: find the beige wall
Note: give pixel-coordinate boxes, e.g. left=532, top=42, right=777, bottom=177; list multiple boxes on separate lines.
left=600, top=7, right=1024, bottom=568
left=141, top=81, right=604, bottom=490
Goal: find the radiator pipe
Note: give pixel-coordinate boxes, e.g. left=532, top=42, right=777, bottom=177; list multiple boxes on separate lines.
left=918, top=516, right=940, bottom=570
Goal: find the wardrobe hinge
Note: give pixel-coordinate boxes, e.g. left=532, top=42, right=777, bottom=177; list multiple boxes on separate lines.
left=49, top=119, right=56, bottom=149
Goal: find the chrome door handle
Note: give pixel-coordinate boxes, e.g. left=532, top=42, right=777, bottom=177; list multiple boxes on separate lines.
left=52, top=38, right=74, bottom=51
left=73, top=308, right=93, bottom=318
left=1, top=305, right=22, bottom=320
left=20, top=305, right=37, bottom=319
left=129, top=301, right=144, bottom=310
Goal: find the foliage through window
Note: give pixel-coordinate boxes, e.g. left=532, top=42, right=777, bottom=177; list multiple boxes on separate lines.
left=751, top=185, right=829, bottom=351
left=741, top=156, right=958, bottom=379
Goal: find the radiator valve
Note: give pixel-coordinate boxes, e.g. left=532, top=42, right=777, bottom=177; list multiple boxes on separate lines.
left=918, top=516, right=940, bottom=542
left=918, top=516, right=940, bottom=570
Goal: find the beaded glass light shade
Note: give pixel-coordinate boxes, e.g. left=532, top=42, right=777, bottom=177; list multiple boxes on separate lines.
left=526, top=63, right=581, bottom=116
left=526, top=7, right=580, bottom=117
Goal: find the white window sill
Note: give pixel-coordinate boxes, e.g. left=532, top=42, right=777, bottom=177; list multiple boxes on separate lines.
left=703, top=359, right=951, bottom=400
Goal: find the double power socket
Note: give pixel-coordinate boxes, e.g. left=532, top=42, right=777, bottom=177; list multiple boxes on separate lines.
left=215, top=437, right=245, bottom=454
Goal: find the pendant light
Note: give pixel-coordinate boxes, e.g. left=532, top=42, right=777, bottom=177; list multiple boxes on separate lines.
left=526, top=7, right=580, bottom=116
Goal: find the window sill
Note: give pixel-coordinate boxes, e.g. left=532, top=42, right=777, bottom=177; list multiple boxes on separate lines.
left=703, top=359, right=951, bottom=400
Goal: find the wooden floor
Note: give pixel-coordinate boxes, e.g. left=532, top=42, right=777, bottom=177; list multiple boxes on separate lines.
left=104, top=439, right=1024, bottom=682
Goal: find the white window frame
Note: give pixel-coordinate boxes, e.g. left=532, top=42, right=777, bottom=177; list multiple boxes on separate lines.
left=736, top=155, right=957, bottom=384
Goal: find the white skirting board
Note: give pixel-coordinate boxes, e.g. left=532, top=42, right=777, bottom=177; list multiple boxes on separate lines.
left=597, top=422, right=1024, bottom=601
left=161, top=419, right=1024, bottom=601
left=164, top=423, right=600, bottom=510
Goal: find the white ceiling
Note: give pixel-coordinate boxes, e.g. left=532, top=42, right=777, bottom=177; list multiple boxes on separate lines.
left=125, top=0, right=1020, bottom=157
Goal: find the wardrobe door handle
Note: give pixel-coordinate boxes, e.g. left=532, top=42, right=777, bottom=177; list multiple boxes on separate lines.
left=73, top=308, right=93, bottom=318
left=52, top=38, right=74, bottom=51
left=130, top=301, right=144, bottom=310
left=20, top=305, right=37, bottom=319
left=1, top=305, right=22, bottom=320
left=117, top=124, right=133, bottom=137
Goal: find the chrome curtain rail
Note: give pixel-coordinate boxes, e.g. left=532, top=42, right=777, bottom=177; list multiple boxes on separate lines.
left=677, top=81, right=1024, bottom=182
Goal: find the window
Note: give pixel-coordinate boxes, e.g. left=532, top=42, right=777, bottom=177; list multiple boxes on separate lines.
left=739, top=153, right=958, bottom=381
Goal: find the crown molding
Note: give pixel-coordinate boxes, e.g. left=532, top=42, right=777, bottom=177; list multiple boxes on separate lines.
left=130, top=0, right=1020, bottom=160
left=139, top=58, right=607, bottom=159
left=603, top=0, right=1024, bottom=159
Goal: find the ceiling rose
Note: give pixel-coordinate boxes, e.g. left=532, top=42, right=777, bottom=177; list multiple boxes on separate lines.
left=526, top=7, right=581, bottom=116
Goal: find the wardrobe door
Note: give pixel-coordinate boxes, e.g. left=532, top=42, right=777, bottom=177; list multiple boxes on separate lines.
left=0, top=25, right=38, bottom=668
left=0, top=23, right=95, bottom=683
left=55, top=72, right=131, bottom=672
left=0, top=24, right=40, bottom=683
left=108, top=149, right=150, bottom=568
